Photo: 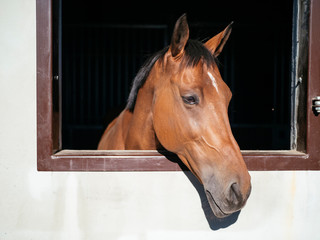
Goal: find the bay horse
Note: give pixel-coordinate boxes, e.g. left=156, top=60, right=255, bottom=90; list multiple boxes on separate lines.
left=98, top=14, right=251, bottom=218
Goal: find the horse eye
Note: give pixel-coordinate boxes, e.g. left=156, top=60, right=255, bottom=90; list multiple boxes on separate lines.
left=182, top=95, right=199, bottom=105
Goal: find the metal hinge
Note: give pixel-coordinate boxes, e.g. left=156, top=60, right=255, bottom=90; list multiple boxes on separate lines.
left=312, top=96, right=320, bottom=116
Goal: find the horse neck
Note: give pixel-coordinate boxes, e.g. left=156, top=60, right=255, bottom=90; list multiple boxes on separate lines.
left=125, top=69, right=162, bottom=150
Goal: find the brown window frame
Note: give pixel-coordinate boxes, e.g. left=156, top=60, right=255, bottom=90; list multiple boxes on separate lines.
left=37, top=0, right=320, bottom=171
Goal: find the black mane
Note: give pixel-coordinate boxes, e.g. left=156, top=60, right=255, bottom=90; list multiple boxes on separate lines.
left=126, top=39, right=216, bottom=111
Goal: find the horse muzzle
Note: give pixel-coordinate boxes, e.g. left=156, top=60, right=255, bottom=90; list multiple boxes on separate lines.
left=204, top=176, right=252, bottom=218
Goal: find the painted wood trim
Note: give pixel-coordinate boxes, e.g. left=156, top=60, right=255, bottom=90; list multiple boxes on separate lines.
left=37, top=0, right=320, bottom=171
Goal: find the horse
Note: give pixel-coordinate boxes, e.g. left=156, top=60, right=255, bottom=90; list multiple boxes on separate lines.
left=98, top=14, right=251, bottom=218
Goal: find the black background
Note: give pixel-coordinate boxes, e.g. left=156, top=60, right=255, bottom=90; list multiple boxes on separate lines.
left=60, top=0, right=293, bottom=150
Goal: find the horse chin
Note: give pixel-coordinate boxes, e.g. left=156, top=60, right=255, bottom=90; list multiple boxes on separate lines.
left=205, top=189, right=231, bottom=218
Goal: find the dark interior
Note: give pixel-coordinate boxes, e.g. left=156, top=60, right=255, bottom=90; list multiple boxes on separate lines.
left=58, top=0, right=293, bottom=150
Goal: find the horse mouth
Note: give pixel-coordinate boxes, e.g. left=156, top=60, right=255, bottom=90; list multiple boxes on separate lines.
left=205, top=190, right=230, bottom=218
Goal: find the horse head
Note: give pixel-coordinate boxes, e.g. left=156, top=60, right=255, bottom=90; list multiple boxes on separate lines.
left=151, top=14, right=251, bottom=218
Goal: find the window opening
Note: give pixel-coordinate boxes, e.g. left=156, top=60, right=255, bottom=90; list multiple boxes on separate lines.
left=59, top=0, right=293, bottom=150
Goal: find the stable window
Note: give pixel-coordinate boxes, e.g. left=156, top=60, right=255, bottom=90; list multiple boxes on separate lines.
left=37, top=0, right=320, bottom=171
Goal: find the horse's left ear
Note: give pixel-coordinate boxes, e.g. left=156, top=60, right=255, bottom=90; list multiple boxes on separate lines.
left=170, top=13, right=189, bottom=58
left=205, top=22, right=233, bottom=57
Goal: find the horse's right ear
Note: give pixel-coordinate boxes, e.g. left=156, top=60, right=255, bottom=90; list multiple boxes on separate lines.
left=205, top=22, right=233, bottom=57
left=170, top=14, right=189, bottom=58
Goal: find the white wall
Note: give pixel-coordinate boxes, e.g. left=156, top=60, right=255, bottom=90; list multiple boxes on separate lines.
left=0, top=1, right=320, bottom=239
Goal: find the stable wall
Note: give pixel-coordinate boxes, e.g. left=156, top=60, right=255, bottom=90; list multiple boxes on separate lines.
left=0, top=1, right=319, bottom=239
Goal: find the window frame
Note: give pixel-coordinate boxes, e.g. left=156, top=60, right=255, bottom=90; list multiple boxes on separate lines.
left=37, top=0, right=320, bottom=171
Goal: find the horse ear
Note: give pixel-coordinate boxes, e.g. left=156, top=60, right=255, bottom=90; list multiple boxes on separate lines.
left=205, top=22, right=233, bottom=57
left=170, top=14, right=189, bottom=58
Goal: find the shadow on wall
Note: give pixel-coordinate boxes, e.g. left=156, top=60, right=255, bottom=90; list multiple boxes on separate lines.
left=183, top=171, right=240, bottom=230
left=162, top=152, right=240, bottom=230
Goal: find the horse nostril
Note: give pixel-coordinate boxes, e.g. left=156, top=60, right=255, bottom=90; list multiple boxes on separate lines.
left=228, top=182, right=243, bottom=205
